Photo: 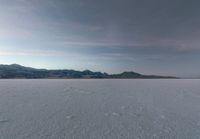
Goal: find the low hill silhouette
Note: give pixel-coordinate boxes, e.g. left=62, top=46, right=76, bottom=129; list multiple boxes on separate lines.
left=0, top=64, right=178, bottom=79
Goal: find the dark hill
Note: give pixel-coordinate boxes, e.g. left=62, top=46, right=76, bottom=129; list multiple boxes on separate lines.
left=0, top=64, right=178, bottom=79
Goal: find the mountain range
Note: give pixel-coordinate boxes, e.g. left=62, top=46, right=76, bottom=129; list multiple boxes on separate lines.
left=0, top=64, right=178, bottom=79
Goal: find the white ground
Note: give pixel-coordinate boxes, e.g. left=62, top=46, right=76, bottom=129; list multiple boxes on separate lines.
left=0, top=79, right=200, bottom=139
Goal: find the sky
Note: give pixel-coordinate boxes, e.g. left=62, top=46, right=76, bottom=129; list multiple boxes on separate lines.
left=0, top=0, right=200, bottom=77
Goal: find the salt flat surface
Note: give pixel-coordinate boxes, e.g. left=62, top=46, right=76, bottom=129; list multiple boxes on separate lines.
left=0, top=79, right=200, bottom=139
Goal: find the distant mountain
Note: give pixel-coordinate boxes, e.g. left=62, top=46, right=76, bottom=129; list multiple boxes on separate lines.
left=109, top=72, right=177, bottom=79
left=0, top=64, right=178, bottom=79
left=109, top=72, right=142, bottom=78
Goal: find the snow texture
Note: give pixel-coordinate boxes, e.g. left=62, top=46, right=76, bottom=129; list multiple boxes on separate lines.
left=0, top=79, right=200, bottom=139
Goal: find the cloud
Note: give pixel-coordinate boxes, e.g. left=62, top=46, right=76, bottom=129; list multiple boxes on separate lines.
left=0, top=0, right=200, bottom=77
left=0, top=49, right=65, bottom=57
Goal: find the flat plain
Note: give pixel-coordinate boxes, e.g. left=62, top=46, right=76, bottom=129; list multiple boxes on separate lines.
left=0, top=79, right=200, bottom=139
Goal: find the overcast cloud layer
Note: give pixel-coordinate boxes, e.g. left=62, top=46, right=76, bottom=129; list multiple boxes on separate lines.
left=0, top=0, right=200, bottom=77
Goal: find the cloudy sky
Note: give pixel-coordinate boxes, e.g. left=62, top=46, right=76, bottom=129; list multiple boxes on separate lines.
left=0, top=0, right=200, bottom=77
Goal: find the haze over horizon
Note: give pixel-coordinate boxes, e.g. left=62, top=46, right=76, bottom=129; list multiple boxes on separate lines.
left=0, top=0, right=200, bottom=78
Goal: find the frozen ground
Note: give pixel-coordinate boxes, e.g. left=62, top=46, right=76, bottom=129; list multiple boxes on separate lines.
left=0, top=79, right=200, bottom=139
